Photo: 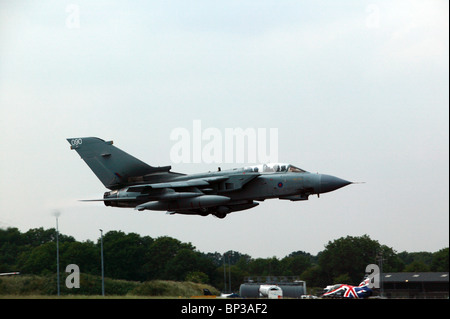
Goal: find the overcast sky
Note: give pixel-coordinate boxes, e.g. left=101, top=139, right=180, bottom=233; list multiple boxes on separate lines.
left=0, top=0, right=448, bottom=258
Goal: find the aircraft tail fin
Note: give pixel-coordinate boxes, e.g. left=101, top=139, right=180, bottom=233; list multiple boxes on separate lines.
left=67, top=137, right=171, bottom=189
left=358, top=277, right=371, bottom=287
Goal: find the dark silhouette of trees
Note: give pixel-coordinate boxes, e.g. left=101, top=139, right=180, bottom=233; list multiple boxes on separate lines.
left=1, top=227, right=447, bottom=291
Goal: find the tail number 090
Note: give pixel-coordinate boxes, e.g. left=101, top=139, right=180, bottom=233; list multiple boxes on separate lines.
left=71, top=139, right=83, bottom=146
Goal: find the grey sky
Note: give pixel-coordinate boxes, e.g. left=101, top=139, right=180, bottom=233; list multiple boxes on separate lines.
left=0, top=0, right=448, bottom=258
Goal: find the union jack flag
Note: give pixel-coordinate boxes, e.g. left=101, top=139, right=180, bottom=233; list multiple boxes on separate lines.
left=322, top=281, right=372, bottom=299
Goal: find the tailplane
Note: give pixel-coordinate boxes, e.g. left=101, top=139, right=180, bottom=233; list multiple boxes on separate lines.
left=67, top=137, right=172, bottom=189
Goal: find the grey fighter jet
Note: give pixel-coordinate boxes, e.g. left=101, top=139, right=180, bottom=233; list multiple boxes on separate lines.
left=67, top=137, right=352, bottom=218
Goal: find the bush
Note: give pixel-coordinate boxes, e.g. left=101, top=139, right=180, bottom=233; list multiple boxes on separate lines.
left=129, top=280, right=219, bottom=297
left=0, top=275, right=48, bottom=295
left=0, top=275, right=219, bottom=297
left=185, top=271, right=209, bottom=284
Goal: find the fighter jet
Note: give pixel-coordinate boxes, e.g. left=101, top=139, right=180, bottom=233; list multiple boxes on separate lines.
left=67, top=137, right=352, bottom=218
left=321, top=277, right=373, bottom=299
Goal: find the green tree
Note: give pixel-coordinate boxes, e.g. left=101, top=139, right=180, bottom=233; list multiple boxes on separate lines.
left=318, top=235, right=402, bottom=284
left=60, top=241, right=99, bottom=275
left=431, top=248, right=449, bottom=271
left=223, top=250, right=250, bottom=265
left=165, top=249, right=204, bottom=281
left=397, top=251, right=433, bottom=269
left=404, top=261, right=430, bottom=272
left=185, top=271, right=209, bottom=284
left=0, top=227, right=23, bottom=271
left=144, top=236, right=194, bottom=280
left=101, top=231, right=153, bottom=281
left=301, top=265, right=328, bottom=288
left=280, top=254, right=311, bottom=276
left=19, top=242, right=56, bottom=275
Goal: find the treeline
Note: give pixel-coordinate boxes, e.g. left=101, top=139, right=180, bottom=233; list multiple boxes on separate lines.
left=1, top=227, right=448, bottom=292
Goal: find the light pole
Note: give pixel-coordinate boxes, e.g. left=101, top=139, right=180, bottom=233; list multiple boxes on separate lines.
left=377, top=251, right=385, bottom=298
left=100, top=229, right=105, bottom=296
left=228, top=253, right=231, bottom=293
left=223, top=253, right=227, bottom=293
left=54, top=212, right=61, bottom=296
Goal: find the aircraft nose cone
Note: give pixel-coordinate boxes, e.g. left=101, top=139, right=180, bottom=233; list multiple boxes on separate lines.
left=320, top=174, right=351, bottom=194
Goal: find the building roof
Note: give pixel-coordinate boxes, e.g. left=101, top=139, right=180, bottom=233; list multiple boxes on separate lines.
left=382, top=272, right=449, bottom=283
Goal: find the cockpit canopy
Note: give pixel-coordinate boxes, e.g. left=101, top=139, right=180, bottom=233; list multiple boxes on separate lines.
left=244, top=163, right=306, bottom=174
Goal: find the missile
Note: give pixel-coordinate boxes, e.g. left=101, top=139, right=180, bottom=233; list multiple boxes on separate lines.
left=136, top=195, right=230, bottom=211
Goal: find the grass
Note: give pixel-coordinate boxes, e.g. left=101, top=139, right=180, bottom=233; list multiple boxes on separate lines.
left=0, top=275, right=220, bottom=298
left=0, top=294, right=193, bottom=299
